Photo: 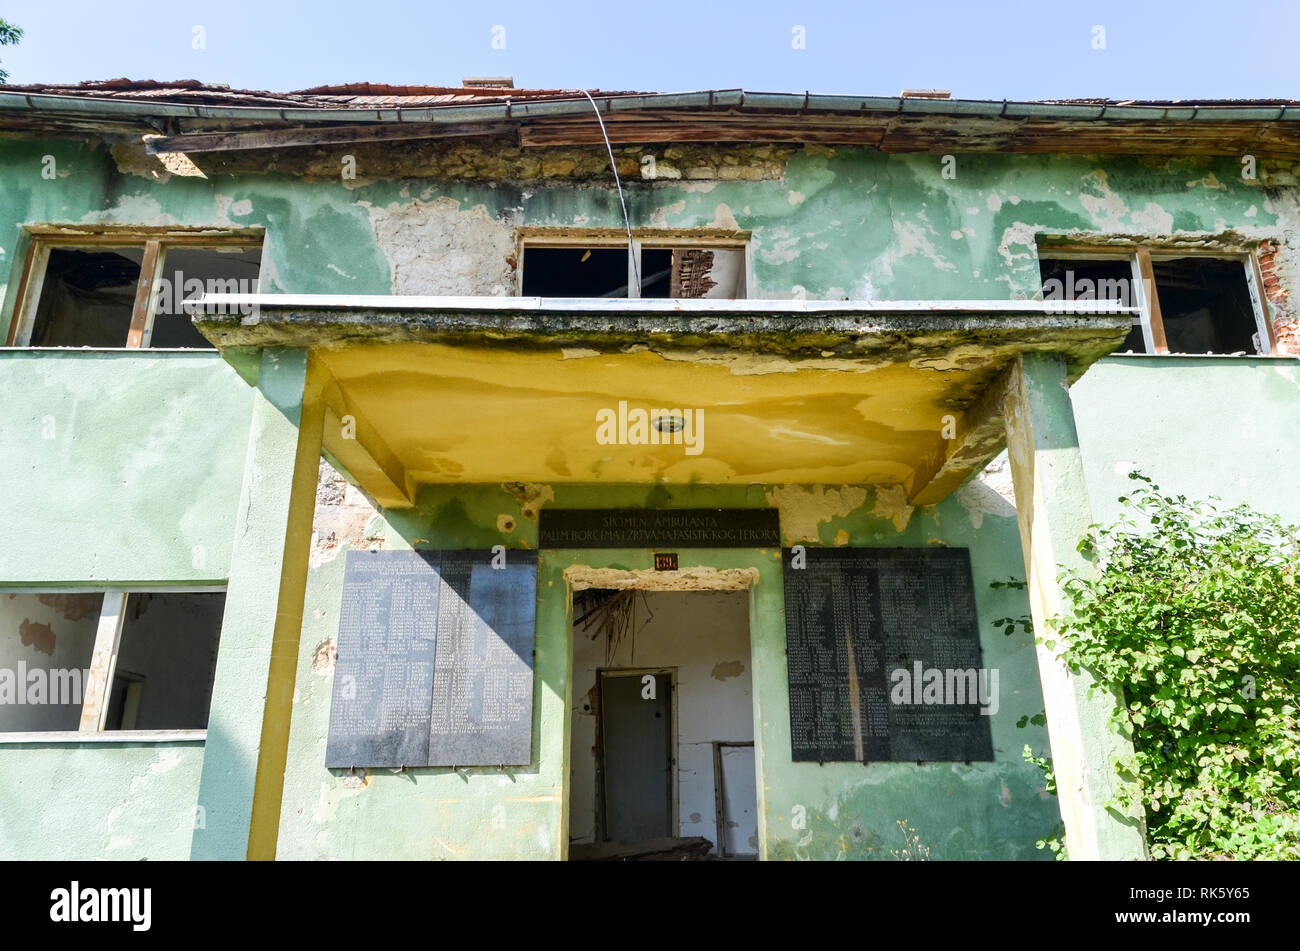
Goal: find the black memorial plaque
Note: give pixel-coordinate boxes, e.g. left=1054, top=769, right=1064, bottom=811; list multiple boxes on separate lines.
left=325, top=549, right=537, bottom=768
left=782, top=547, right=993, bottom=763
left=539, top=508, right=780, bottom=549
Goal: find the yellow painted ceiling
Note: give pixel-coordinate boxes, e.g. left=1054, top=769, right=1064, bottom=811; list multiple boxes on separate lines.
left=315, top=341, right=986, bottom=498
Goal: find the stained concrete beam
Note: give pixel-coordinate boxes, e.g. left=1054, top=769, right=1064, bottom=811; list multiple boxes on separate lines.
left=908, top=361, right=1018, bottom=505
left=189, top=295, right=1134, bottom=368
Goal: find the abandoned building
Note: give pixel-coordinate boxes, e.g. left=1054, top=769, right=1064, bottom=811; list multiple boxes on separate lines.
left=1, top=79, right=1297, bottom=861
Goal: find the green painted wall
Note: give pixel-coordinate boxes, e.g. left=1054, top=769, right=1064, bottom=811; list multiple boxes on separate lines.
left=0, top=138, right=1284, bottom=310
left=1074, top=355, right=1300, bottom=526
left=278, top=482, right=1058, bottom=860
left=0, top=741, right=203, bottom=859
left=0, top=351, right=251, bottom=859
left=0, top=350, right=253, bottom=584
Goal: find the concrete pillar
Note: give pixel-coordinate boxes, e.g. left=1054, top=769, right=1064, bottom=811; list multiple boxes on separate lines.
left=191, top=349, right=324, bottom=860
left=1001, top=352, right=1148, bottom=861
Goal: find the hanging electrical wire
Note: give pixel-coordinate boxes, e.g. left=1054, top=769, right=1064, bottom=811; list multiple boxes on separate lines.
left=577, top=89, right=641, bottom=293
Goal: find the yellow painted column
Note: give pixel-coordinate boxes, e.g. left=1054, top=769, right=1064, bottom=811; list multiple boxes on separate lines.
left=191, top=349, right=325, bottom=861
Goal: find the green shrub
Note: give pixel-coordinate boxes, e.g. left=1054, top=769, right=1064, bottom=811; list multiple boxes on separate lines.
left=1040, top=473, right=1300, bottom=860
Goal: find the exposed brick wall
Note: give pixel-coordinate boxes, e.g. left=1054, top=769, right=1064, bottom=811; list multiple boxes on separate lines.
left=310, top=459, right=385, bottom=569
left=1258, top=240, right=1297, bottom=354
left=670, top=249, right=718, bottom=298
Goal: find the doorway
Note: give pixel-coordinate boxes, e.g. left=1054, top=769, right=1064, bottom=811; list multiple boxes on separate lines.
left=568, top=588, right=757, bottom=860
left=599, top=669, right=674, bottom=842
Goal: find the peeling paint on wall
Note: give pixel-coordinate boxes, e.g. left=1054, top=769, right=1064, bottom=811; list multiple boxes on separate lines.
left=35, top=593, right=100, bottom=622
left=764, top=485, right=869, bottom=543
left=361, top=196, right=517, bottom=296
left=711, top=660, right=745, bottom=681
left=312, top=459, right=385, bottom=566
left=501, top=482, right=555, bottom=521
left=871, top=485, right=915, bottom=532
left=17, top=619, right=55, bottom=655
left=310, top=638, right=336, bottom=676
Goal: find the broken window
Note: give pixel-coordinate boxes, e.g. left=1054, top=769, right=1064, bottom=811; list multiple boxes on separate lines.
left=520, top=237, right=746, bottom=299
left=522, top=247, right=632, bottom=297
left=0, top=589, right=225, bottom=735
left=1150, top=257, right=1261, bottom=355
left=1038, top=247, right=1273, bottom=355
left=1039, top=257, right=1144, bottom=353
left=0, top=593, right=101, bottom=732
left=7, top=232, right=263, bottom=349
left=28, top=248, right=145, bottom=347
left=149, top=246, right=262, bottom=348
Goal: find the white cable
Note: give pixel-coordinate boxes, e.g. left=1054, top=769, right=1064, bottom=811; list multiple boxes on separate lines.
left=578, top=89, right=640, bottom=293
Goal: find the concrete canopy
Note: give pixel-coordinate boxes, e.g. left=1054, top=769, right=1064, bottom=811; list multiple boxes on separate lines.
left=191, top=296, right=1132, bottom=509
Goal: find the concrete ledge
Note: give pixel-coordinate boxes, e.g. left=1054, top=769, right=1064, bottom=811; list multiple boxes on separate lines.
left=0, top=730, right=206, bottom=744
left=190, top=295, right=1134, bottom=367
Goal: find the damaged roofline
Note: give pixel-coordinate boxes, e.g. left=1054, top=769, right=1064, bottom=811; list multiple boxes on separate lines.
left=3, top=88, right=1298, bottom=128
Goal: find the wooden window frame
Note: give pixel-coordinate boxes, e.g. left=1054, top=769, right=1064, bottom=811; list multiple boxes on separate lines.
left=515, top=227, right=752, bottom=299
left=0, top=584, right=226, bottom=744
left=4, top=227, right=264, bottom=348
left=1038, top=242, right=1276, bottom=356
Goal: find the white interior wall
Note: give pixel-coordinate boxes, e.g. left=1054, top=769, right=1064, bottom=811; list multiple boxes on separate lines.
left=0, top=591, right=224, bottom=732
left=569, top=589, right=753, bottom=851
left=703, top=249, right=746, bottom=298
left=0, top=592, right=101, bottom=731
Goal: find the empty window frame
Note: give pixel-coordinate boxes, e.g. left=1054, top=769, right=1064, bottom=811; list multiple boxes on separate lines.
left=1038, top=246, right=1274, bottom=355
left=5, top=231, right=263, bottom=349
left=518, top=232, right=749, bottom=299
left=0, top=589, right=226, bottom=738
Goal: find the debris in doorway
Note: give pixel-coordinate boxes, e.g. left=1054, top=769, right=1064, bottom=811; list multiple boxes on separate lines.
left=569, top=836, right=715, bottom=861
left=573, top=587, right=655, bottom=665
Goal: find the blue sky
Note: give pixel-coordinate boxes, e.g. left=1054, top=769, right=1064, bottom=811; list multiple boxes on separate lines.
left=1, top=0, right=1297, bottom=101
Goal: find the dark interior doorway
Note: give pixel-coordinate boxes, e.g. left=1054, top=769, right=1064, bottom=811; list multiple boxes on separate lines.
left=568, top=588, right=757, bottom=861
left=599, top=669, right=673, bottom=842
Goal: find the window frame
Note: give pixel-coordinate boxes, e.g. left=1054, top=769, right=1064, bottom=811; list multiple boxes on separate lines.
left=1037, top=242, right=1276, bottom=356
left=515, top=227, right=752, bottom=299
left=4, top=227, right=265, bottom=349
left=0, top=584, right=226, bottom=744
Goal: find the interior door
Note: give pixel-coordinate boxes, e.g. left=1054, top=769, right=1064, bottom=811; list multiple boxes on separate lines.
left=600, top=671, right=672, bottom=842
